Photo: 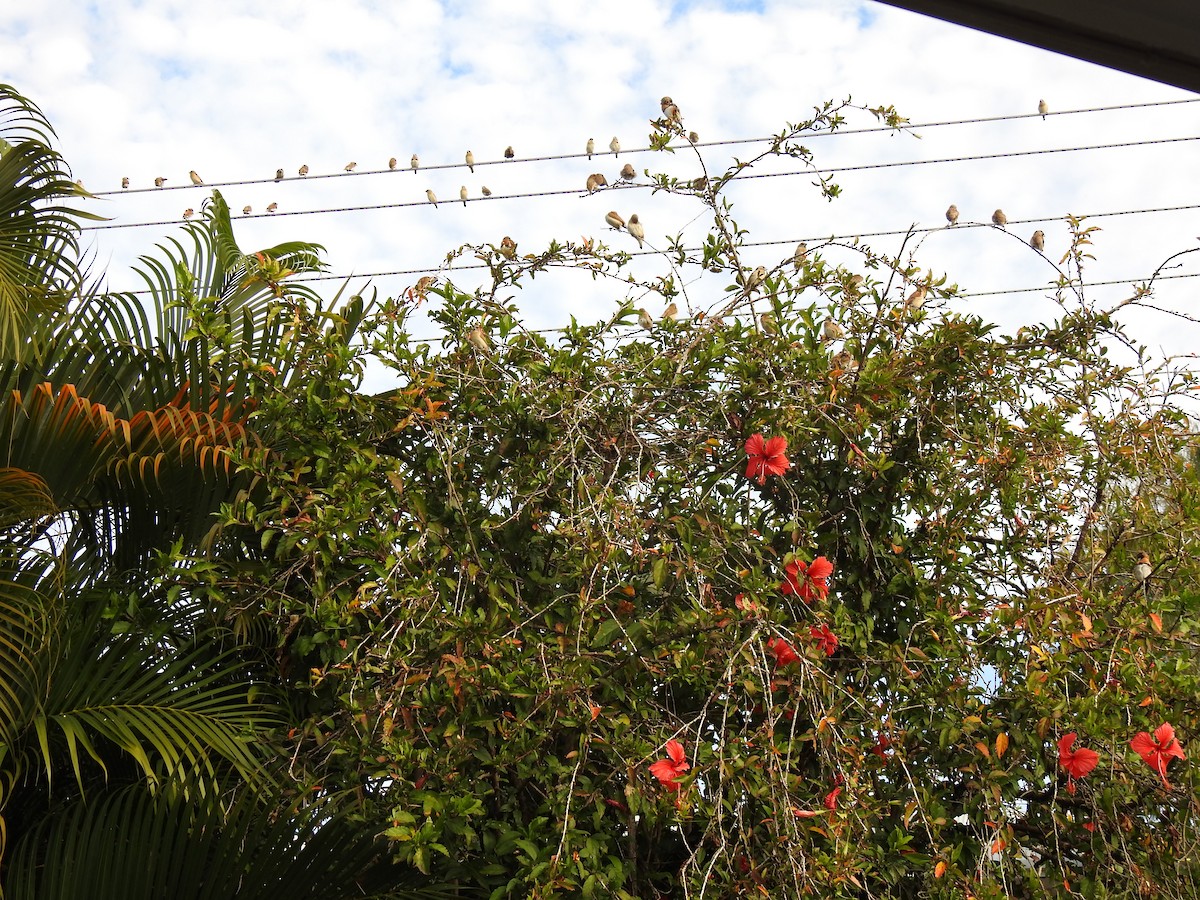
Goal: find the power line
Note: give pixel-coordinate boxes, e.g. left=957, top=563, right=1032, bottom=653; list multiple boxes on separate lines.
left=85, top=97, right=1200, bottom=199
left=79, top=135, right=1200, bottom=233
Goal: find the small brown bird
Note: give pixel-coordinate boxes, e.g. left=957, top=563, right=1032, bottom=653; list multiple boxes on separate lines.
left=793, top=242, right=808, bottom=270
left=744, top=265, right=767, bottom=293
left=481, top=185, right=492, bottom=197
left=243, top=205, right=252, bottom=215
left=154, top=177, right=167, bottom=187
left=1133, top=551, right=1152, bottom=587
left=266, top=202, right=278, bottom=212
left=1030, top=229, right=1045, bottom=251
left=426, top=189, right=438, bottom=208
left=120, top=177, right=129, bottom=189
left=586, top=173, right=608, bottom=193
left=183, top=208, right=194, bottom=219
left=609, top=136, right=620, bottom=157
left=1038, top=99, right=1049, bottom=120
left=638, top=308, right=654, bottom=329
left=467, top=326, right=490, bottom=352
left=411, top=154, right=419, bottom=173
left=275, top=168, right=284, bottom=181
left=661, top=98, right=682, bottom=125
left=847, top=274, right=864, bottom=296
left=759, top=312, right=779, bottom=335
left=388, top=157, right=397, bottom=171
left=460, top=185, right=468, bottom=206
left=946, top=204, right=959, bottom=226
left=189, top=170, right=203, bottom=186
left=627, top=213, right=645, bottom=248
left=992, top=209, right=1007, bottom=227
left=662, top=302, right=678, bottom=321
left=299, top=164, right=309, bottom=176
left=465, top=150, right=475, bottom=173
left=905, top=284, right=927, bottom=311
left=688, top=131, right=699, bottom=144
left=620, top=163, right=635, bottom=181
left=344, top=162, right=357, bottom=172
left=604, top=210, right=625, bottom=230
left=504, top=146, right=514, bottom=159
left=831, top=350, right=858, bottom=373
left=499, top=236, right=517, bottom=259
left=586, top=138, right=595, bottom=159
left=822, top=318, right=844, bottom=342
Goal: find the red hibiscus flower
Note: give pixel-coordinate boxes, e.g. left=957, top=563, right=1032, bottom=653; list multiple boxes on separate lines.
left=1057, top=733, right=1099, bottom=793
left=1130, top=723, right=1186, bottom=789
left=781, top=556, right=834, bottom=603
left=809, top=623, right=838, bottom=656
left=768, top=636, right=800, bottom=667
left=649, top=739, right=690, bottom=790
left=745, top=433, right=791, bottom=485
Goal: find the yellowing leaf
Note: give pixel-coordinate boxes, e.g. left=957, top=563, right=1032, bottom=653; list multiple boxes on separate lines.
left=934, top=861, right=947, bottom=878
left=975, top=741, right=991, bottom=759
left=1149, top=612, right=1163, bottom=633
left=996, top=733, right=1009, bottom=758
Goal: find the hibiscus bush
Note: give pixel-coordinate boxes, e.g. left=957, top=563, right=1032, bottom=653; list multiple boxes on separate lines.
left=188, top=101, right=1200, bottom=898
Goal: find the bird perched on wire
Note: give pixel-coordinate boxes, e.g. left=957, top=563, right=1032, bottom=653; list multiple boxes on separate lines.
left=388, top=157, right=397, bottom=170
left=605, top=210, right=625, bottom=230
left=499, top=236, right=517, bottom=259
left=243, top=205, right=252, bottom=215
left=460, top=186, right=468, bottom=206
left=586, top=173, right=608, bottom=193
left=426, top=189, right=438, bottom=208
left=465, top=150, right=475, bottom=173
left=609, top=136, right=620, bottom=157
left=344, top=161, right=357, bottom=172
left=992, top=209, right=1007, bottom=227
left=793, top=242, right=808, bottom=270
left=183, top=208, right=194, bottom=219
left=504, top=146, right=514, bottom=159
left=688, top=131, right=699, bottom=144
left=121, top=177, right=129, bottom=189
left=154, top=177, right=167, bottom=187
left=189, top=170, right=203, bottom=186
left=1030, top=230, right=1045, bottom=251
left=620, top=163, right=635, bottom=181
left=274, top=168, right=284, bottom=181
left=299, top=164, right=309, bottom=176
left=1038, top=99, right=1049, bottom=119
left=266, top=202, right=278, bottom=212
left=481, top=185, right=492, bottom=197
left=627, top=213, right=645, bottom=248
left=411, top=154, right=419, bottom=174
left=586, top=138, right=595, bottom=159
left=946, top=204, right=959, bottom=226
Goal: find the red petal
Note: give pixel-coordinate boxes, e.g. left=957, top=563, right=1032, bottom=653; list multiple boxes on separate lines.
left=1130, top=732, right=1157, bottom=761
left=665, top=739, right=687, bottom=766
left=807, top=556, right=834, bottom=580
left=1068, top=747, right=1099, bottom=778
left=744, top=433, right=765, bottom=457
left=824, top=786, right=842, bottom=809
left=763, top=435, right=788, bottom=457
left=1153, top=722, right=1176, bottom=747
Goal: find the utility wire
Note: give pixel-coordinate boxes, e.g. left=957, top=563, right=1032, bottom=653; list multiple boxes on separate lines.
left=79, top=135, right=1200, bottom=232
left=86, top=97, right=1200, bottom=198
left=104, top=202, right=1200, bottom=293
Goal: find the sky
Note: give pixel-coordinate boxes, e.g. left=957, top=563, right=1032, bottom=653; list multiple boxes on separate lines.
left=1, top=0, right=1197, bottom=388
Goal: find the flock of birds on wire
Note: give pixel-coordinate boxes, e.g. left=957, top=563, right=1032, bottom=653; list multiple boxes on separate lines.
left=82, top=96, right=1055, bottom=256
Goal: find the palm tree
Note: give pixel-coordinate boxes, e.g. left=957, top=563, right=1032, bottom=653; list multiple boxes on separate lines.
left=0, top=83, right=462, bottom=899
